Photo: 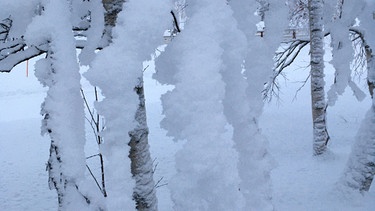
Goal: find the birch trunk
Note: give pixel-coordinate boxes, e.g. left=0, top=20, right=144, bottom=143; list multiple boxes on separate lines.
left=129, top=79, right=157, bottom=211
left=308, top=0, right=329, bottom=155
left=101, top=0, right=125, bottom=43
left=100, top=1, right=158, bottom=209
left=102, top=0, right=125, bottom=27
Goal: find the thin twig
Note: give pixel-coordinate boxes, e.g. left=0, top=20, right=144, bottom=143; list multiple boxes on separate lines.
left=154, top=177, right=168, bottom=189
left=293, top=73, right=311, bottom=101
left=80, top=88, right=97, bottom=125
left=86, top=164, right=104, bottom=194
left=86, top=153, right=101, bottom=159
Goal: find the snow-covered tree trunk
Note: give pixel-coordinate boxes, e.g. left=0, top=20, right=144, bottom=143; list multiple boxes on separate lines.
left=24, top=0, right=102, bottom=209
left=79, top=0, right=159, bottom=209
left=103, top=1, right=158, bottom=209
left=228, top=0, right=287, bottom=209
left=154, top=0, right=245, bottom=210
left=339, top=102, right=375, bottom=192
left=85, top=1, right=171, bottom=210
left=339, top=2, right=375, bottom=192
left=128, top=79, right=157, bottom=211
left=102, top=0, right=125, bottom=39
left=308, top=0, right=329, bottom=155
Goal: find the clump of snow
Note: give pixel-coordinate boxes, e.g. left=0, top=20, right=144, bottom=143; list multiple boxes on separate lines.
left=327, top=1, right=366, bottom=106
left=0, top=0, right=40, bottom=39
left=78, top=0, right=105, bottom=66
left=33, top=58, right=53, bottom=87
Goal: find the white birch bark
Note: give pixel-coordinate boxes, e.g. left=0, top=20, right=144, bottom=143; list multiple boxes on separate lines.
left=308, top=0, right=329, bottom=155
left=129, top=80, right=157, bottom=211
left=102, top=0, right=158, bottom=209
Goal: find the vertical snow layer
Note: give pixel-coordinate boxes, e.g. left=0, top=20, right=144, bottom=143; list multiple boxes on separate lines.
left=24, top=0, right=96, bottom=209
left=84, top=0, right=171, bottom=210
left=155, top=0, right=245, bottom=210
left=229, top=0, right=288, bottom=210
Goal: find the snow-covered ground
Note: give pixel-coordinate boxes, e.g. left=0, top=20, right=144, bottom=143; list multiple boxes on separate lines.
left=1, top=49, right=375, bottom=210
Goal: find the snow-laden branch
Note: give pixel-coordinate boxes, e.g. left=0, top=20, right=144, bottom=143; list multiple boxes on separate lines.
left=0, top=0, right=109, bottom=73
left=0, top=41, right=45, bottom=72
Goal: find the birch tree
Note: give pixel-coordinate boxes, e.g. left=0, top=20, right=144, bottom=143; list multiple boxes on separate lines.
left=80, top=0, right=161, bottom=209
left=84, top=1, right=171, bottom=210
left=308, top=0, right=329, bottom=155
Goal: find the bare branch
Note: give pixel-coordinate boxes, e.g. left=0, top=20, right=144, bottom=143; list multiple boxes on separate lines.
left=293, top=73, right=311, bottom=101
left=154, top=176, right=168, bottom=189
left=86, top=164, right=105, bottom=195
left=170, top=10, right=181, bottom=33
left=263, top=39, right=309, bottom=101
left=86, top=153, right=101, bottom=159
